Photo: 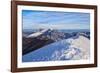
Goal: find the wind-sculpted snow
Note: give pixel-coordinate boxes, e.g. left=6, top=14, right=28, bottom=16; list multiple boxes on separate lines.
left=22, top=34, right=90, bottom=62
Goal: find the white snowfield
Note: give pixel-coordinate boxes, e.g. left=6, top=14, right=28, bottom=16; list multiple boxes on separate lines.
left=27, top=29, right=49, bottom=38
left=51, top=35, right=90, bottom=60
left=64, top=35, right=90, bottom=60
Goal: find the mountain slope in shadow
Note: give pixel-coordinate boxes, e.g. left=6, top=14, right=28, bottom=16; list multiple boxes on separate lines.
left=22, top=37, right=54, bottom=55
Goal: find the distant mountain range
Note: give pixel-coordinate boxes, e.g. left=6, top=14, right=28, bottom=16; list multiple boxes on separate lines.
left=22, top=29, right=90, bottom=55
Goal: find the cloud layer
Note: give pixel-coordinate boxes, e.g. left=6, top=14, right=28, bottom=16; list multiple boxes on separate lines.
left=22, top=10, right=90, bottom=30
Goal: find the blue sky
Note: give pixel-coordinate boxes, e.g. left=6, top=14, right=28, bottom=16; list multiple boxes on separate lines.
left=22, top=10, right=90, bottom=30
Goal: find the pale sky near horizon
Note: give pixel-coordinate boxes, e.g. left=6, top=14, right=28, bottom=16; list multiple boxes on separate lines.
left=22, top=10, right=90, bottom=30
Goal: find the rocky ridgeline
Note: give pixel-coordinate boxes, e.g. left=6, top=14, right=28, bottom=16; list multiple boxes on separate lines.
left=37, top=29, right=66, bottom=41
left=25, top=29, right=90, bottom=42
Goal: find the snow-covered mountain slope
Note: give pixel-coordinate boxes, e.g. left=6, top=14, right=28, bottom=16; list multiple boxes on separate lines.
left=69, top=35, right=90, bottom=59
left=27, top=29, right=49, bottom=38
left=22, top=34, right=90, bottom=62
left=56, top=35, right=90, bottom=60
left=26, top=29, right=67, bottom=42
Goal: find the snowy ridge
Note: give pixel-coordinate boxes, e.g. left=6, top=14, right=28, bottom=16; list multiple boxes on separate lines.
left=51, top=35, right=90, bottom=60
left=27, top=29, right=49, bottom=38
